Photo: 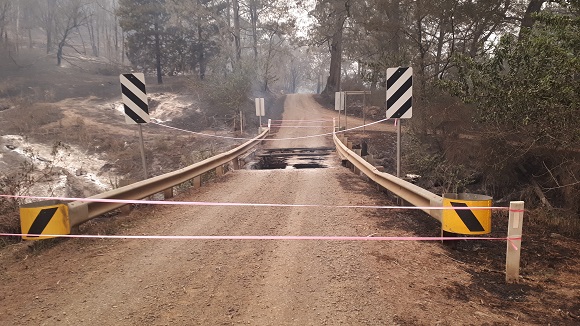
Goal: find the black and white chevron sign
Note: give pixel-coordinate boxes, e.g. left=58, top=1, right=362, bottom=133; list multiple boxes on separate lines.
left=386, top=67, right=413, bottom=119
left=120, top=73, right=150, bottom=124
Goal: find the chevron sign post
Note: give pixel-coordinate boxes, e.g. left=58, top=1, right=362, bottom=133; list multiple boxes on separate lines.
left=386, top=67, right=412, bottom=119
left=120, top=73, right=149, bottom=179
left=120, top=73, right=150, bottom=124
left=386, top=67, right=413, bottom=179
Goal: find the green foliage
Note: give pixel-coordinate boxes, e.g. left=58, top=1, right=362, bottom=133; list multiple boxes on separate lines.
left=118, top=0, right=169, bottom=74
left=445, top=3, right=580, bottom=148
left=404, top=133, right=477, bottom=194
left=198, top=65, right=253, bottom=118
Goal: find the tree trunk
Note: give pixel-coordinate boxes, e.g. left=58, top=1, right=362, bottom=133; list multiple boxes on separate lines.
left=121, top=30, right=125, bottom=64
left=46, top=0, right=57, bottom=54
left=114, top=5, right=119, bottom=61
left=370, top=69, right=378, bottom=90
left=198, top=21, right=205, bottom=80
left=519, top=0, right=546, bottom=40
left=77, top=26, right=87, bottom=54
left=46, top=28, right=52, bottom=54
left=86, top=18, right=98, bottom=57
left=435, top=24, right=446, bottom=78
left=322, top=19, right=345, bottom=96
left=57, top=42, right=63, bottom=66
left=390, top=0, right=402, bottom=64
left=249, top=0, right=258, bottom=63
left=232, top=0, right=241, bottom=61
left=15, top=0, right=20, bottom=52
left=0, top=2, right=8, bottom=45
left=155, top=21, right=163, bottom=84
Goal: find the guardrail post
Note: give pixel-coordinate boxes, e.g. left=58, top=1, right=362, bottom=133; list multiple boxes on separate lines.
left=506, top=201, right=524, bottom=283
left=120, top=204, right=132, bottom=215
left=164, top=187, right=174, bottom=199
left=353, top=149, right=362, bottom=174
left=216, top=165, right=224, bottom=177
left=232, top=158, right=240, bottom=170
left=193, top=176, right=201, bottom=188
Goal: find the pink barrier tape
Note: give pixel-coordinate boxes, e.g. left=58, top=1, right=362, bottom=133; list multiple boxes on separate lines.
left=150, top=120, right=249, bottom=140
left=507, top=238, right=519, bottom=251
left=152, top=118, right=389, bottom=141
left=0, top=232, right=521, bottom=245
left=0, top=194, right=511, bottom=212
left=269, top=126, right=332, bottom=128
left=272, top=120, right=333, bottom=122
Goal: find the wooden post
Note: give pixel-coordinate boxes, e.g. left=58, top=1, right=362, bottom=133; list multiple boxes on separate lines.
left=363, top=92, right=366, bottom=134
left=193, top=176, right=201, bottom=188
left=232, top=158, right=240, bottom=170
left=506, top=201, right=525, bottom=283
left=163, top=187, right=173, bottom=199
left=216, top=165, right=224, bottom=177
left=120, top=205, right=132, bottom=215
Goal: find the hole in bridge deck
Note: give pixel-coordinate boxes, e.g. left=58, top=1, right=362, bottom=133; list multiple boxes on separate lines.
left=250, top=147, right=334, bottom=170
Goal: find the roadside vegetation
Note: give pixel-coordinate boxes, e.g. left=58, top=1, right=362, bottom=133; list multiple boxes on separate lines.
left=316, top=1, right=579, bottom=236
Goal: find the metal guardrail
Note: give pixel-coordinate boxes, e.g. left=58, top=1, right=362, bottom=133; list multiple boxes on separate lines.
left=334, top=132, right=526, bottom=283
left=333, top=133, right=443, bottom=221
left=68, top=128, right=270, bottom=227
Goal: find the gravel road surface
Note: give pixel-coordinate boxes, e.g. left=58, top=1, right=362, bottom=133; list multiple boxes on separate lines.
left=0, top=94, right=522, bottom=325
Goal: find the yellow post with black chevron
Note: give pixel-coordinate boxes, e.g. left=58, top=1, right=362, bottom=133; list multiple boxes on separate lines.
left=20, top=200, right=70, bottom=240
left=442, top=193, right=492, bottom=235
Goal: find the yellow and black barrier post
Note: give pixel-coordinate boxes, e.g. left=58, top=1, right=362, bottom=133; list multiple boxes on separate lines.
left=442, top=193, right=492, bottom=235
left=20, top=200, right=70, bottom=240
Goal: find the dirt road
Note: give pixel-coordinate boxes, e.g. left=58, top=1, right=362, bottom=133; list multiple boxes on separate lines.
left=0, top=94, right=539, bottom=325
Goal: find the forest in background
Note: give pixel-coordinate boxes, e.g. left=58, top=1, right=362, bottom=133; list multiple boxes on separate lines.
left=0, top=0, right=578, bottom=231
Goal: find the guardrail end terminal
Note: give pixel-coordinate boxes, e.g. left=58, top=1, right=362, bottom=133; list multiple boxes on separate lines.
left=67, top=201, right=89, bottom=229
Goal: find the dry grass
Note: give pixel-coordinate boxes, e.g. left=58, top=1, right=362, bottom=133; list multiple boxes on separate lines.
left=0, top=211, right=21, bottom=247
left=0, top=103, right=63, bottom=134
left=527, top=208, right=580, bottom=237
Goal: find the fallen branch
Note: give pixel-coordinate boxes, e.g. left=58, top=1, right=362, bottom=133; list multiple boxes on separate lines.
left=518, top=164, right=553, bottom=209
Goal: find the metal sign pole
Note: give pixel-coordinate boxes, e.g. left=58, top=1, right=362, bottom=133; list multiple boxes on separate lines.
left=396, top=119, right=401, bottom=178
left=335, top=92, right=341, bottom=129
left=138, top=124, right=148, bottom=180
left=256, top=97, right=265, bottom=133
left=344, top=92, right=348, bottom=130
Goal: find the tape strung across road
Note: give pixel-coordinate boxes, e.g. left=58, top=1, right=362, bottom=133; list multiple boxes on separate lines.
left=271, top=119, right=333, bottom=122
left=0, top=194, right=521, bottom=249
left=0, top=232, right=521, bottom=249
left=268, top=125, right=332, bottom=128
left=0, top=194, right=519, bottom=212
left=151, top=118, right=389, bottom=141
